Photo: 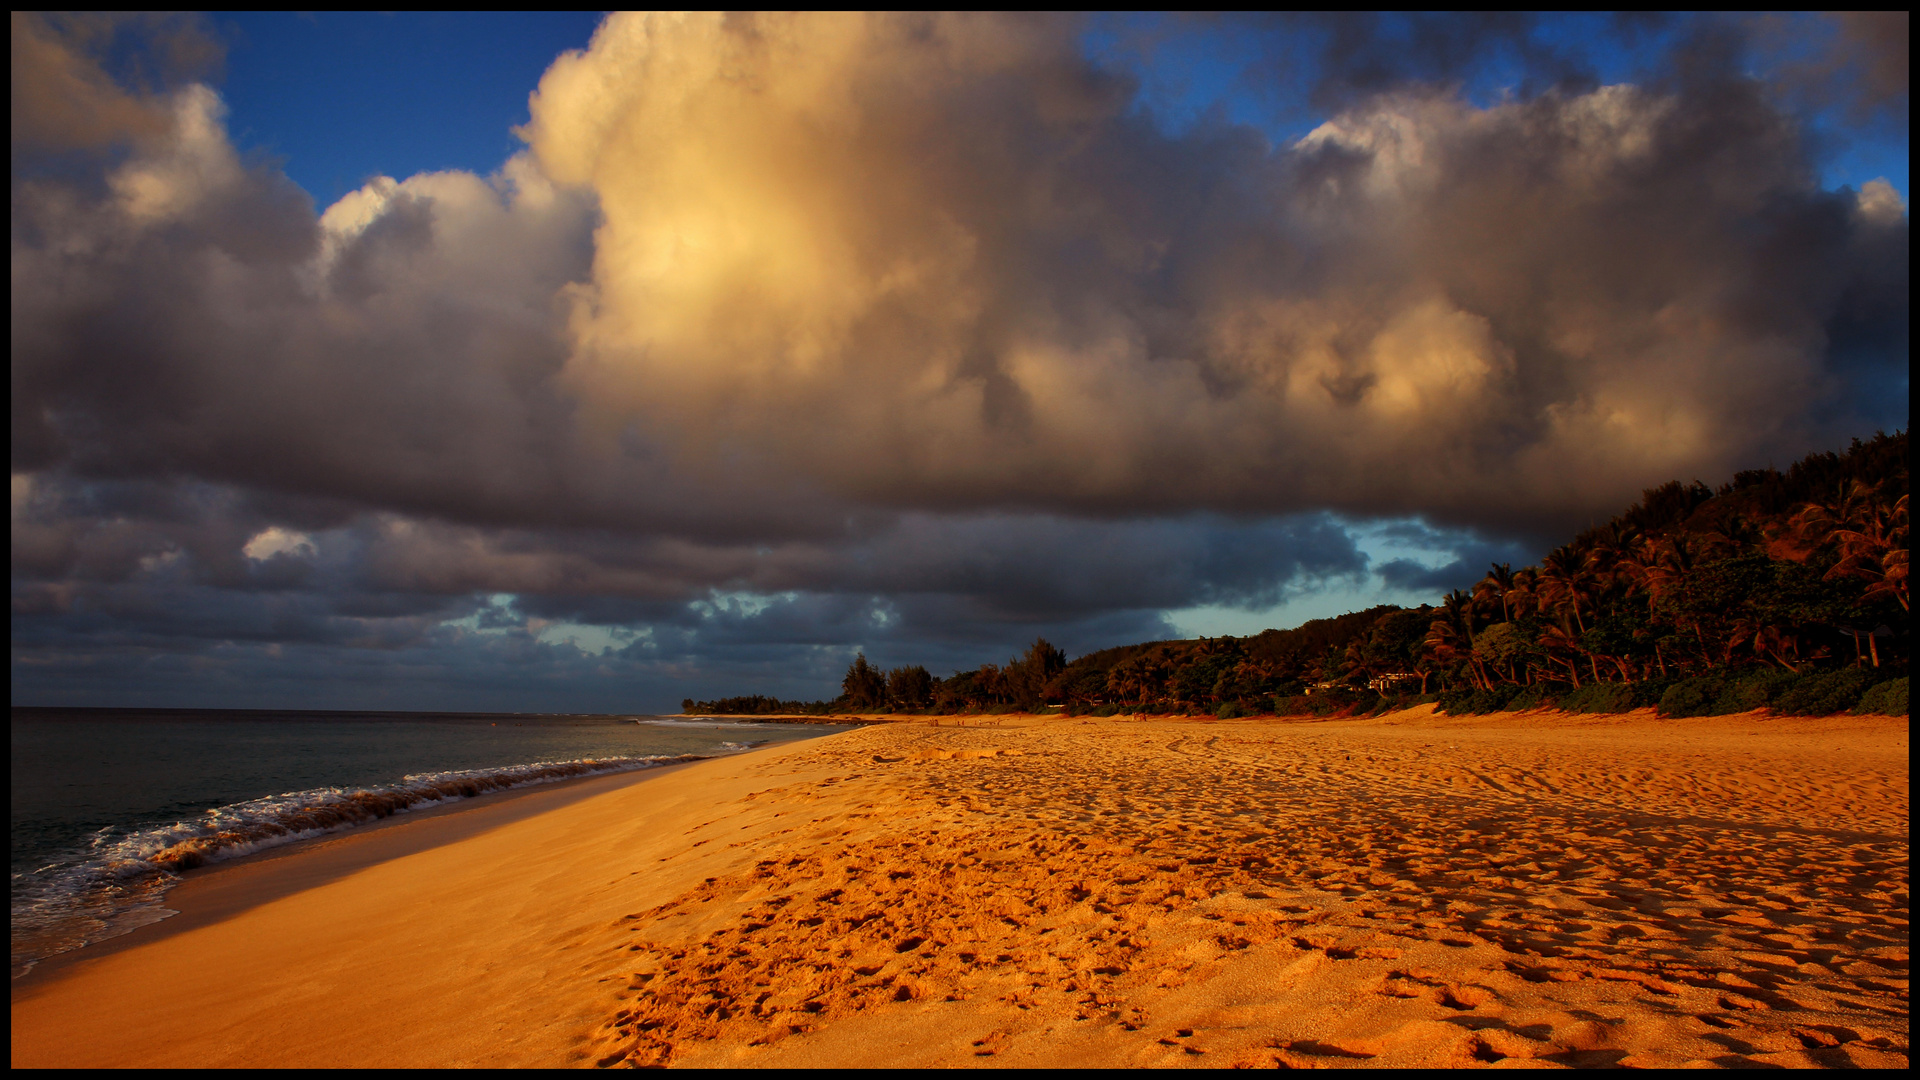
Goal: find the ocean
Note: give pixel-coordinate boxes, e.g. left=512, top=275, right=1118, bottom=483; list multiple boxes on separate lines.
left=9, top=707, right=855, bottom=979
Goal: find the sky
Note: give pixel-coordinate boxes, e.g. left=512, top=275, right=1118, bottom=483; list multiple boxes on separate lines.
left=10, top=12, right=1909, bottom=712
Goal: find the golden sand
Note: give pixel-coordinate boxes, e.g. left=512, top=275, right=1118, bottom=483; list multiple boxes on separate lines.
left=9, top=707, right=1909, bottom=1068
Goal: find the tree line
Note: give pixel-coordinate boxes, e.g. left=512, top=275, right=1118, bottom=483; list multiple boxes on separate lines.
left=687, top=432, right=1907, bottom=719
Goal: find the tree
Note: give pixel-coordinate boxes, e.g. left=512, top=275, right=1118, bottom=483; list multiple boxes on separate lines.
left=1053, top=665, right=1111, bottom=705
left=1424, top=601, right=1478, bottom=690
left=1798, top=483, right=1909, bottom=613
left=934, top=669, right=987, bottom=710
left=693, top=433, right=1906, bottom=718
left=842, top=653, right=887, bottom=709
left=1022, top=637, right=1067, bottom=680
left=886, top=665, right=934, bottom=709
left=1537, top=625, right=1586, bottom=686
left=1106, top=656, right=1151, bottom=706
left=1537, top=546, right=1592, bottom=635
left=1006, top=637, right=1068, bottom=708
left=1476, top=563, right=1517, bottom=623
left=1472, top=622, right=1527, bottom=685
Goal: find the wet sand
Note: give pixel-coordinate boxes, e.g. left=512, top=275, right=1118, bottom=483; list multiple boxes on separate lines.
left=10, top=707, right=1909, bottom=1068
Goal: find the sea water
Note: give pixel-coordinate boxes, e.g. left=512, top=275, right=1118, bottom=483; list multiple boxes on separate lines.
left=10, top=708, right=854, bottom=978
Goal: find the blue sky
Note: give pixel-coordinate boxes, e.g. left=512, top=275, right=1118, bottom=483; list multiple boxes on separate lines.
left=207, top=10, right=1904, bottom=649
left=209, top=11, right=1564, bottom=646
left=224, top=13, right=1905, bottom=210
left=11, top=12, right=1908, bottom=710
left=217, top=13, right=606, bottom=205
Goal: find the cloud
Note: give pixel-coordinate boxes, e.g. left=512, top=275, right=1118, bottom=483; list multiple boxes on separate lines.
left=10, top=12, right=1909, bottom=707
left=522, top=12, right=1905, bottom=534
left=11, top=463, right=1357, bottom=706
left=17, top=13, right=1907, bottom=535
left=1756, top=12, right=1909, bottom=125
left=10, top=12, right=222, bottom=153
left=242, top=526, right=315, bottom=562
left=1828, top=12, right=1908, bottom=116
left=1366, top=520, right=1539, bottom=595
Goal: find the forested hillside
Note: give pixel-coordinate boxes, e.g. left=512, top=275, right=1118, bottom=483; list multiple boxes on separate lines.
left=687, top=432, right=1908, bottom=719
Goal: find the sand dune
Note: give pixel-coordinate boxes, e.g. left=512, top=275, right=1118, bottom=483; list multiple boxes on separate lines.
left=11, top=708, right=1908, bottom=1068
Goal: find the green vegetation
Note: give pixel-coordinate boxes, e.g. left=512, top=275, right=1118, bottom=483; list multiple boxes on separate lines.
left=689, top=432, right=1907, bottom=719
left=677, top=694, right=842, bottom=716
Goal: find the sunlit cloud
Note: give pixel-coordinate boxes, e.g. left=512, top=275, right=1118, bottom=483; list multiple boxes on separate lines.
left=242, top=527, right=315, bottom=562
left=10, top=12, right=1907, bottom=708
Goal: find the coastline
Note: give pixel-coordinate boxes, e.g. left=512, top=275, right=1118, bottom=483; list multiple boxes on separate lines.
left=11, top=736, right=851, bottom=1067
left=11, top=759, right=708, bottom=988
left=12, top=709, right=1909, bottom=1068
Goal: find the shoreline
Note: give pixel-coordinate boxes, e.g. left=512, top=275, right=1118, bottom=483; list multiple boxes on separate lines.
left=694, top=702, right=1910, bottom=726
left=11, top=710, right=1908, bottom=1068
left=11, top=758, right=707, bottom=990
left=10, top=734, right=869, bottom=1067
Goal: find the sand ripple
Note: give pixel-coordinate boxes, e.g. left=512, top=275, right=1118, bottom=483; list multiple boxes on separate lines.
left=588, top=711, right=1908, bottom=1069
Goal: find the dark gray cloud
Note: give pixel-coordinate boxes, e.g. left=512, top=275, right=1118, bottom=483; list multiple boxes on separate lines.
left=1369, top=521, right=1539, bottom=595
left=1278, top=13, right=1601, bottom=111
left=1757, top=12, right=1909, bottom=125
left=13, top=466, right=1358, bottom=706
left=11, top=13, right=1908, bottom=709
left=9, top=12, right=223, bottom=155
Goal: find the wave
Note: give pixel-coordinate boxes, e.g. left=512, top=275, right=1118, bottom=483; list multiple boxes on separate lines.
left=635, top=717, right=785, bottom=728
left=140, top=755, right=699, bottom=872
left=11, top=754, right=698, bottom=979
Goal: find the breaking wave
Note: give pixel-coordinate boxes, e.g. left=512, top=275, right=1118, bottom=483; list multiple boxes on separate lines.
left=11, top=754, right=697, bottom=979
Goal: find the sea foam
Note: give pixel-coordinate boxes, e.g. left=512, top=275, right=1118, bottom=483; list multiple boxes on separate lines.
left=10, top=754, right=696, bottom=979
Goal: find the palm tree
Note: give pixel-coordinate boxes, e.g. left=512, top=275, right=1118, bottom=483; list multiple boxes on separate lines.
left=1799, top=484, right=1910, bottom=614
left=1506, top=567, right=1540, bottom=619
left=1749, top=624, right=1806, bottom=672
left=1442, top=589, right=1477, bottom=649
left=1434, top=589, right=1494, bottom=688
left=1702, top=512, right=1762, bottom=555
left=1537, top=625, right=1585, bottom=687
left=1104, top=663, right=1134, bottom=706
left=1791, top=480, right=1881, bottom=548
left=1537, top=546, right=1592, bottom=635
left=1475, top=562, right=1517, bottom=623
left=1640, top=534, right=1699, bottom=609
left=1422, top=613, right=1478, bottom=691
left=1618, top=535, right=1660, bottom=611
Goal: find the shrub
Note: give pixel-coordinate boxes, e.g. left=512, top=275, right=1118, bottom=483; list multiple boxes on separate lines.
left=1503, top=684, right=1561, bottom=712
left=1559, top=682, right=1638, bottom=714
left=1774, top=669, right=1877, bottom=716
left=1628, top=679, right=1673, bottom=708
left=1376, top=691, right=1429, bottom=714
left=1217, top=701, right=1247, bottom=719
left=1854, top=677, right=1909, bottom=716
left=1440, top=685, right=1517, bottom=715
left=1290, top=689, right=1361, bottom=716
left=1713, top=669, right=1799, bottom=714
left=1659, top=677, right=1724, bottom=718
left=1274, top=695, right=1314, bottom=716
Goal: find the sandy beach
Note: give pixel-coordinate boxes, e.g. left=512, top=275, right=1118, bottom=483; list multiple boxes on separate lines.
left=10, top=707, right=1909, bottom=1069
